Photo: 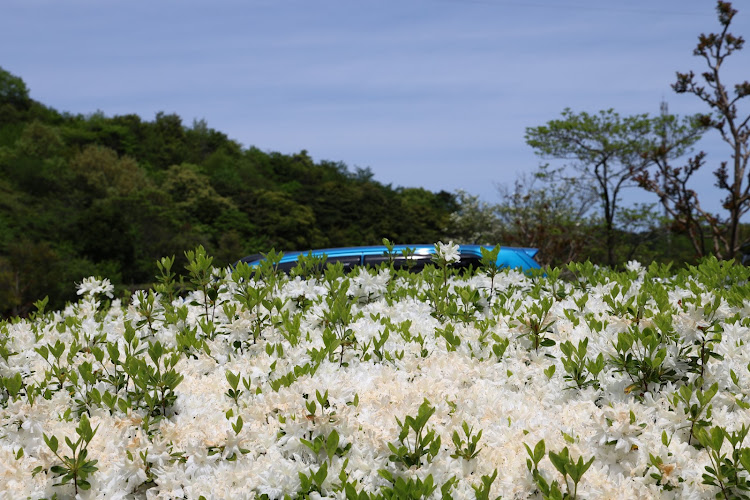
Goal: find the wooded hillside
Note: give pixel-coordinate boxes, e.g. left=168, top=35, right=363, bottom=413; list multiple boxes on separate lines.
left=0, top=68, right=457, bottom=316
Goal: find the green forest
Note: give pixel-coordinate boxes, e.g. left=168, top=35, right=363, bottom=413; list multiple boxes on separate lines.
left=0, top=68, right=461, bottom=316
left=0, top=65, right=746, bottom=318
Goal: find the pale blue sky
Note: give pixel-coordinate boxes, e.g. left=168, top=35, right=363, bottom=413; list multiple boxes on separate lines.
left=3, top=0, right=749, bottom=215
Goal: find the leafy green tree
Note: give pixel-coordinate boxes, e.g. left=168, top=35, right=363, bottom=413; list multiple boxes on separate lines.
left=2, top=124, right=71, bottom=198
left=15, top=121, right=64, bottom=158
left=395, top=188, right=456, bottom=243
left=306, top=180, right=368, bottom=245
left=0, top=239, right=58, bottom=317
left=249, top=189, right=326, bottom=250
left=143, top=112, right=188, bottom=170
left=525, top=109, right=701, bottom=267
left=69, top=145, right=149, bottom=199
left=160, top=164, right=236, bottom=225
left=0, top=178, right=16, bottom=248
left=446, top=190, right=503, bottom=245
left=74, top=189, right=204, bottom=287
left=207, top=150, right=272, bottom=198
left=77, top=111, right=141, bottom=159
left=341, top=181, right=395, bottom=243
left=0, top=66, right=31, bottom=115
left=525, top=109, right=654, bottom=266
left=184, top=118, right=232, bottom=165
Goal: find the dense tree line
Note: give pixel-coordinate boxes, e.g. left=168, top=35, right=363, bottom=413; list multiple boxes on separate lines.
left=0, top=68, right=456, bottom=316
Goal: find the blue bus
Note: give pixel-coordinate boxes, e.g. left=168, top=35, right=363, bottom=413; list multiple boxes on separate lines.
left=237, top=244, right=540, bottom=273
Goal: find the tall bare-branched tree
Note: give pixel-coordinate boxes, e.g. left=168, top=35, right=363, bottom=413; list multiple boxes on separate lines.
left=638, top=1, right=750, bottom=259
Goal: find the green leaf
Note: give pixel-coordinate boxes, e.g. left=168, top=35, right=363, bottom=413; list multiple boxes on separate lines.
left=314, top=461, right=328, bottom=486
left=567, top=455, right=595, bottom=482
left=548, top=447, right=570, bottom=477
left=534, top=439, right=546, bottom=462
left=233, top=416, right=243, bottom=435
left=710, top=426, right=725, bottom=451
left=378, top=469, right=394, bottom=482
left=44, top=434, right=58, bottom=453
left=326, top=429, right=340, bottom=461
left=739, top=448, right=750, bottom=472
left=4, top=373, right=22, bottom=397
left=225, top=370, right=240, bottom=390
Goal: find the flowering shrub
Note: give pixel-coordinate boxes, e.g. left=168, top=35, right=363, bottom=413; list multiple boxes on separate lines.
left=1, top=245, right=750, bottom=499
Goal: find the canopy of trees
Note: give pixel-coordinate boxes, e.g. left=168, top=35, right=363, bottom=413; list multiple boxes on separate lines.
left=0, top=67, right=457, bottom=316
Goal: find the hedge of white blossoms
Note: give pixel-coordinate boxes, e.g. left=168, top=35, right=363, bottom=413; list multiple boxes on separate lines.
left=2, top=243, right=750, bottom=499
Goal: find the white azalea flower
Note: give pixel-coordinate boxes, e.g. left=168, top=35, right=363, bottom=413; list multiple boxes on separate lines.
left=148, top=464, right=186, bottom=499
left=183, top=443, right=221, bottom=479
left=593, top=403, right=651, bottom=453
left=625, top=260, right=644, bottom=273
left=435, top=240, right=460, bottom=264
left=349, top=267, right=389, bottom=301
left=76, top=276, right=114, bottom=298
left=107, top=454, right=148, bottom=493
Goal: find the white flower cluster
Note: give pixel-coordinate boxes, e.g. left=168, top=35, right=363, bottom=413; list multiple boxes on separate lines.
left=348, top=268, right=389, bottom=301
left=434, top=240, right=460, bottom=264
left=76, top=276, right=114, bottom=299
left=1, top=258, right=749, bottom=499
